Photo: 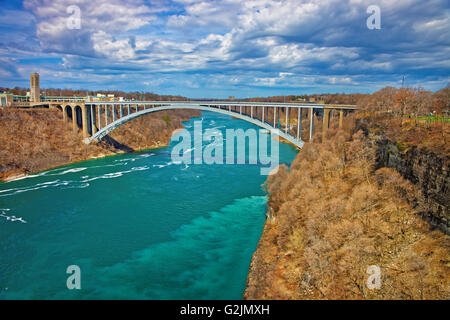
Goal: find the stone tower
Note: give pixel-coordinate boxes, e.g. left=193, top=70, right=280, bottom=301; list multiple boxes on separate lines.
left=30, top=73, right=40, bottom=102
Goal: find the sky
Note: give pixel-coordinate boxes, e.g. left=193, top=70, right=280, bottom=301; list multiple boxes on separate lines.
left=0, top=0, right=449, bottom=98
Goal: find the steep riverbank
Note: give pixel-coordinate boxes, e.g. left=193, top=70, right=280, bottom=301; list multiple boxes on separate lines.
left=245, top=128, right=449, bottom=300
left=0, top=108, right=200, bottom=181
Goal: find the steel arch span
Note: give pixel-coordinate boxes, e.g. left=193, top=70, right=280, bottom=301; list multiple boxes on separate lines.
left=86, top=103, right=306, bottom=148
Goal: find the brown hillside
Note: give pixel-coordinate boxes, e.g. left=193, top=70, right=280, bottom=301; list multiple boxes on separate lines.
left=245, top=127, right=449, bottom=300
left=0, top=108, right=200, bottom=180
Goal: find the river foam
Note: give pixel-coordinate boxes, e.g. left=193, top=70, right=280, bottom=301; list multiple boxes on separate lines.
left=0, top=209, right=26, bottom=224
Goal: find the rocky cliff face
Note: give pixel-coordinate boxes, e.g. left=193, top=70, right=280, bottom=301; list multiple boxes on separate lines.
left=375, top=138, right=449, bottom=234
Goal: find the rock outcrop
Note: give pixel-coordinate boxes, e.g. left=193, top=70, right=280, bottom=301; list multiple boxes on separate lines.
left=375, top=138, right=449, bottom=233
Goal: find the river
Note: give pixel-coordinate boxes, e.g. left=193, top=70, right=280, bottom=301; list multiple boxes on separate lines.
left=0, top=111, right=298, bottom=299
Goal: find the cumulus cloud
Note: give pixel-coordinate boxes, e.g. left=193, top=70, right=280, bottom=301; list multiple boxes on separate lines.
left=23, top=0, right=155, bottom=56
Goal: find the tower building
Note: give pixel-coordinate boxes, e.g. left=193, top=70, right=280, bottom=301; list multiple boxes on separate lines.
left=30, top=73, right=40, bottom=103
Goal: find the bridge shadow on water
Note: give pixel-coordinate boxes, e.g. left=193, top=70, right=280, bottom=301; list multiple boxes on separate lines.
left=103, top=135, right=135, bottom=153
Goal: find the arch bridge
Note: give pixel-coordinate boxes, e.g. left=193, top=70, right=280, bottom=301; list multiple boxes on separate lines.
left=55, top=101, right=357, bottom=148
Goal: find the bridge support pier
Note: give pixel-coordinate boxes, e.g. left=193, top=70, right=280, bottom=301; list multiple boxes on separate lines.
left=98, top=105, right=102, bottom=130
left=274, top=107, right=277, bottom=128
left=62, top=107, right=67, bottom=122
left=105, top=105, right=109, bottom=126
left=288, top=108, right=291, bottom=134
left=82, top=105, right=89, bottom=138
left=90, top=105, right=98, bottom=135
left=285, top=108, right=288, bottom=133
left=339, top=109, right=344, bottom=129
left=322, top=108, right=331, bottom=142
left=309, top=108, right=314, bottom=141
left=72, top=106, right=77, bottom=131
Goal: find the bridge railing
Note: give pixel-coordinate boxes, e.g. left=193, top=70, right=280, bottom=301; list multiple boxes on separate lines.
left=43, top=97, right=86, bottom=102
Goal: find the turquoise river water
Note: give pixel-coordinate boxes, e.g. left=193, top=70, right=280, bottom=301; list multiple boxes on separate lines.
left=0, top=111, right=298, bottom=299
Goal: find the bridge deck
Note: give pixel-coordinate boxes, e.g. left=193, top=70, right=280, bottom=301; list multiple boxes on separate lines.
left=85, top=100, right=357, bottom=110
